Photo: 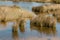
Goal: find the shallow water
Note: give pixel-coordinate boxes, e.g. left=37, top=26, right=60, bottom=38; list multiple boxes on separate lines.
left=0, top=1, right=60, bottom=40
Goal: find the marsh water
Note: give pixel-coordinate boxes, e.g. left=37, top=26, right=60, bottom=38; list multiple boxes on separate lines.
left=0, top=1, right=60, bottom=40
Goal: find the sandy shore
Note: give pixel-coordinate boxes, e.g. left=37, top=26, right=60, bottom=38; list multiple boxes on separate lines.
left=17, top=37, right=60, bottom=40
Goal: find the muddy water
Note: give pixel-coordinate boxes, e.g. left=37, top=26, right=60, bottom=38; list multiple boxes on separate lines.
left=0, top=1, right=60, bottom=40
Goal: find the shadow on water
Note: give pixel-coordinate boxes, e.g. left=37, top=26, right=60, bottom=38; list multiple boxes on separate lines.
left=30, top=24, right=56, bottom=36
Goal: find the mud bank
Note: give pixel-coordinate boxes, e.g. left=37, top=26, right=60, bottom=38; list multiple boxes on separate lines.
left=1, top=0, right=60, bottom=4
left=32, top=4, right=60, bottom=21
left=32, top=4, right=60, bottom=15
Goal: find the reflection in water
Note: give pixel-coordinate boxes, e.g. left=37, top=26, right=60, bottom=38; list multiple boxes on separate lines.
left=30, top=25, right=56, bottom=36
left=0, top=1, right=60, bottom=40
left=12, top=28, right=19, bottom=40
left=12, top=22, right=19, bottom=40
left=12, top=20, right=26, bottom=40
left=12, top=21, right=19, bottom=40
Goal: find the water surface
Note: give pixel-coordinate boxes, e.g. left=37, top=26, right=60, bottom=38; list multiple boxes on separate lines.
left=0, top=1, right=60, bottom=40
